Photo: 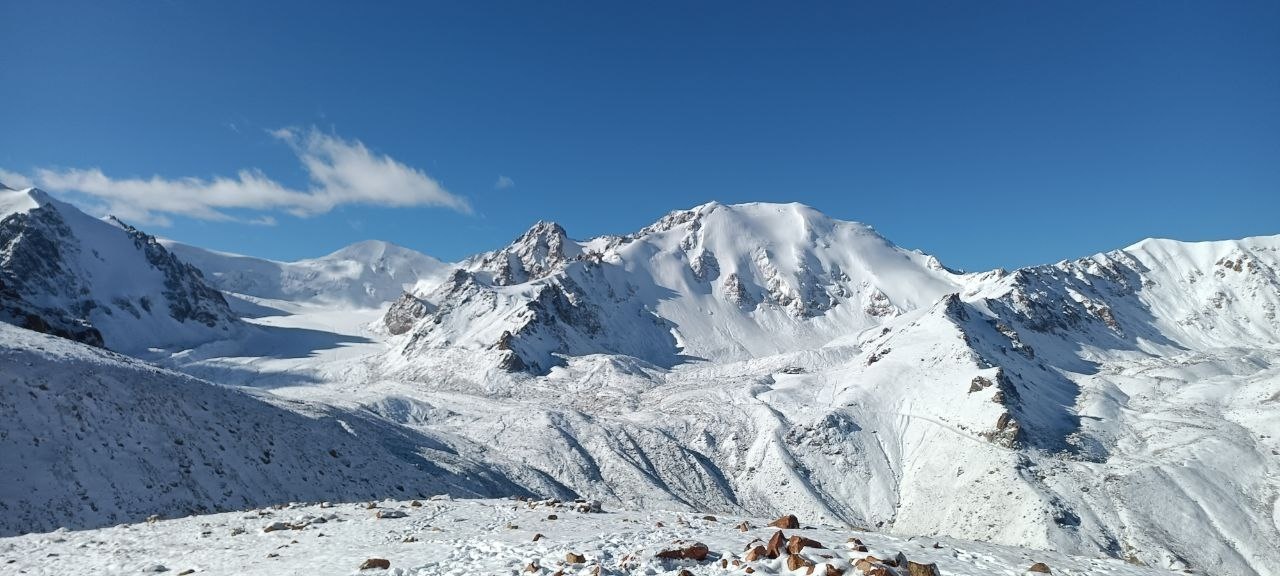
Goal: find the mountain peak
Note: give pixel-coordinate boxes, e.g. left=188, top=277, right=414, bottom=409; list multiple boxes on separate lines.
left=0, top=186, right=54, bottom=220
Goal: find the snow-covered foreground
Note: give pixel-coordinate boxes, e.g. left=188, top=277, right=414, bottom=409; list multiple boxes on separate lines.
left=0, top=497, right=1179, bottom=576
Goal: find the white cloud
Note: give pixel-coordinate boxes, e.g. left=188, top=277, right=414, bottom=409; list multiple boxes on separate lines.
left=0, top=168, right=34, bottom=189
left=494, top=175, right=515, bottom=190
left=4, top=127, right=470, bottom=226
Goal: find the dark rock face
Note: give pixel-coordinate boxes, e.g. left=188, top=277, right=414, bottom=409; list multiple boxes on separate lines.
left=0, top=199, right=237, bottom=349
left=383, top=292, right=431, bottom=335
left=111, top=218, right=234, bottom=328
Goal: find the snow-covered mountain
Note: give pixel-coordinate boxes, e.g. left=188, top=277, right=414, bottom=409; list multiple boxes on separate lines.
left=391, top=202, right=964, bottom=373
left=370, top=202, right=1280, bottom=575
left=4, top=195, right=1278, bottom=575
left=0, top=184, right=238, bottom=352
left=165, top=238, right=449, bottom=309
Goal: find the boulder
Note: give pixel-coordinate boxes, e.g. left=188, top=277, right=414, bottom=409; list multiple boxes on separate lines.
left=769, top=514, right=800, bottom=529
left=655, top=542, right=710, bottom=562
left=787, top=535, right=825, bottom=554
left=359, top=558, right=390, bottom=570
left=1028, top=563, right=1052, bottom=573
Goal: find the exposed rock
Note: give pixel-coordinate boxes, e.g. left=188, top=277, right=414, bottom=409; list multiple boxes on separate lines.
left=744, top=545, right=767, bottom=562
left=1028, top=562, right=1052, bottom=573
left=906, top=560, right=941, bottom=576
left=565, top=552, right=586, bottom=564
left=654, top=542, right=709, bottom=562
left=766, top=530, right=787, bottom=558
left=769, top=514, right=800, bottom=529
left=375, top=509, right=407, bottom=519
left=359, top=558, right=390, bottom=570
left=383, top=292, right=431, bottom=335
left=786, top=554, right=814, bottom=571
left=786, top=535, right=825, bottom=554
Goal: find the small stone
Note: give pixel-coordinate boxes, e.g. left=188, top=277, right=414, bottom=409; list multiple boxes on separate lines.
left=702, top=515, right=717, bottom=521
left=375, top=509, right=408, bottom=519
left=1028, top=563, right=1052, bottom=574
left=546, top=514, right=558, bottom=520
left=524, top=561, right=539, bottom=572
left=677, top=571, right=693, bottom=576
left=176, top=570, right=194, bottom=576
left=565, top=552, right=586, bottom=564
left=825, top=565, right=844, bottom=576
left=769, top=514, right=800, bottom=529
left=402, top=535, right=418, bottom=543
left=533, top=533, right=544, bottom=541
left=655, top=521, right=664, bottom=527
left=736, top=520, right=752, bottom=532
left=359, top=558, right=390, bottom=570
left=409, top=500, right=422, bottom=507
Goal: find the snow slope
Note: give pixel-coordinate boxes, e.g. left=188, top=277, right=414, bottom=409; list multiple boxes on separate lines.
left=0, top=497, right=1181, bottom=576
left=165, top=239, right=450, bottom=309
left=0, top=322, right=544, bottom=536
left=0, top=186, right=239, bottom=352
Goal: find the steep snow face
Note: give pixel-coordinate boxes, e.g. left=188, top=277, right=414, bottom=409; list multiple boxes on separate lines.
left=166, top=239, right=449, bottom=309
left=0, top=323, right=534, bottom=535
left=393, top=202, right=964, bottom=373
left=0, top=187, right=238, bottom=352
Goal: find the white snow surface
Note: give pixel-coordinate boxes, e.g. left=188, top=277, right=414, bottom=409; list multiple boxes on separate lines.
left=0, top=497, right=1181, bottom=576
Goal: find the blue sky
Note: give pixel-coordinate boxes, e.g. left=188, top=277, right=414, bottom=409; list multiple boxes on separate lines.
left=2, top=1, right=1277, bottom=271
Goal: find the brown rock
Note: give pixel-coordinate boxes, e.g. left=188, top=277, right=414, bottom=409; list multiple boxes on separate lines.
left=359, top=558, right=390, bottom=570
left=825, top=565, right=845, bottom=576
left=176, top=571, right=194, bottom=576
left=409, top=500, right=423, bottom=507
left=677, top=571, right=693, bottom=576
left=744, top=545, right=768, bottom=562
left=736, top=520, right=752, bottom=532
left=1028, top=563, right=1052, bottom=573
left=744, top=568, right=755, bottom=574
left=532, top=533, right=544, bottom=541
left=524, top=562, right=539, bottom=572
left=787, top=535, right=825, bottom=554
left=655, top=542, right=710, bottom=562
left=906, top=561, right=941, bottom=576
left=655, top=521, right=665, bottom=528
left=702, top=515, right=717, bottom=521
left=769, top=514, right=800, bottom=529
left=720, top=559, right=728, bottom=569
left=565, top=552, right=586, bottom=564
left=766, top=530, right=787, bottom=558
left=787, top=554, right=814, bottom=571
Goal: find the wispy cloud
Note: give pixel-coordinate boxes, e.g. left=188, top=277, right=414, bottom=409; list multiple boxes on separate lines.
left=0, top=168, right=33, bottom=189
left=3, top=127, right=471, bottom=226
left=494, top=175, right=515, bottom=190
